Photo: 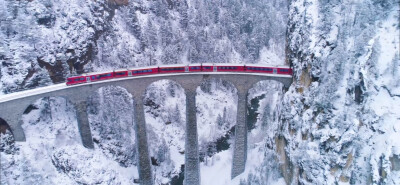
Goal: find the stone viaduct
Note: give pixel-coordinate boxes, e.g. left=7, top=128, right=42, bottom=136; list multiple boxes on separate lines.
left=0, top=73, right=292, bottom=185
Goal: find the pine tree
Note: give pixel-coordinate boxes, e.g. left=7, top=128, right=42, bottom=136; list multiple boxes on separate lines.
left=217, top=114, right=223, bottom=128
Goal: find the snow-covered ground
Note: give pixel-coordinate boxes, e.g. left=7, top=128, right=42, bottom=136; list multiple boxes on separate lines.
left=1, top=97, right=138, bottom=184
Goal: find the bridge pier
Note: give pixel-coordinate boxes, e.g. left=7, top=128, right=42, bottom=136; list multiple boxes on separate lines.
left=133, top=95, right=153, bottom=185
left=231, top=90, right=248, bottom=179
left=184, top=89, right=200, bottom=185
left=73, top=101, right=94, bottom=149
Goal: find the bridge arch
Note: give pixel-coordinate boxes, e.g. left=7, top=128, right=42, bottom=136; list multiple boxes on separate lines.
left=86, top=85, right=138, bottom=168
left=196, top=78, right=239, bottom=183
left=247, top=80, right=286, bottom=132
left=0, top=118, right=12, bottom=136
left=143, top=79, right=187, bottom=184
left=20, top=96, right=81, bottom=142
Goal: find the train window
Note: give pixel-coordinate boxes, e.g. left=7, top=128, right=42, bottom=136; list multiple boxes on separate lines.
left=204, top=67, right=211, bottom=69
left=116, top=72, right=125, bottom=76
left=98, top=74, right=110, bottom=78
left=149, top=69, right=152, bottom=72
left=91, top=76, right=95, bottom=80
left=280, top=69, right=289, bottom=72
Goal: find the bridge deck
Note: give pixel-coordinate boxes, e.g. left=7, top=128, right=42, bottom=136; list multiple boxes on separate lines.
left=0, top=72, right=291, bottom=103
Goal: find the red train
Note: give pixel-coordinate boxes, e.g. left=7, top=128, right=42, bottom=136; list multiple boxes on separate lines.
left=66, top=63, right=292, bottom=85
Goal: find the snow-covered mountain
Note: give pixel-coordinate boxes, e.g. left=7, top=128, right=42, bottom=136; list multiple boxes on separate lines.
left=1, top=0, right=399, bottom=184
left=0, top=0, right=287, bottom=94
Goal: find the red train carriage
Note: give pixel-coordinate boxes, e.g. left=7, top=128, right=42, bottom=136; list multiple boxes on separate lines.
left=89, top=72, right=114, bottom=82
left=114, top=70, right=129, bottom=78
left=130, top=67, right=159, bottom=76
left=201, top=63, right=214, bottom=72
left=277, top=68, right=293, bottom=75
left=245, top=66, right=275, bottom=74
left=215, top=64, right=244, bottom=72
left=159, top=65, right=186, bottom=73
left=66, top=76, right=87, bottom=85
left=188, top=64, right=202, bottom=72
left=246, top=65, right=292, bottom=75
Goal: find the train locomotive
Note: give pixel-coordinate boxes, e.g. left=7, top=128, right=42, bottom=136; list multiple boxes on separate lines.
left=66, top=63, right=292, bottom=86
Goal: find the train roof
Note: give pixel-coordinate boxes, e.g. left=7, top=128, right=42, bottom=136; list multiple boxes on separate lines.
left=127, top=65, right=159, bottom=70
left=213, top=63, right=244, bottom=66
left=245, top=64, right=291, bottom=68
left=158, top=64, right=188, bottom=68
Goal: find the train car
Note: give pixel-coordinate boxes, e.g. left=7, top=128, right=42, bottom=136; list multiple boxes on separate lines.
left=159, top=64, right=186, bottom=73
left=114, top=69, right=129, bottom=78
left=88, top=71, right=114, bottom=82
left=276, top=67, right=293, bottom=75
left=66, top=76, right=88, bottom=86
left=130, top=66, right=159, bottom=76
left=245, top=65, right=275, bottom=74
left=215, top=63, right=245, bottom=72
left=188, top=64, right=202, bottom=72
left=201, top=63, right=214, bottom=72
left=246, top=64, right=293, bottom=75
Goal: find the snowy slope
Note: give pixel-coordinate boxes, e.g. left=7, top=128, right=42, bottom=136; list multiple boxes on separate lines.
left=1, top=97, right=138, bottom=184
left=270, top=0, right=400, bottom=184
left=0, top=0, right=288, bottom=94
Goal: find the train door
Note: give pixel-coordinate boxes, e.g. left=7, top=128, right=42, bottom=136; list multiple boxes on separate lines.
left=273, top=68, right=277, bottom=74
left=128, top=71, right=132, bottom=76
left=185, top=66, right=189, bottom=72
left=213, top=66, right=217, bottom=72
left=86, top=76, right=91, bottom=82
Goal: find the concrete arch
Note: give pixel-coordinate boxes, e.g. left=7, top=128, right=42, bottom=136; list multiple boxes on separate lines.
left=247, top=80, right=285, bottom=128
left=143, top=79, right=187, bottom=184
left=20, top=96, right=81, bottom=144
left=248, top=79, right=286, bottom=96
left=197, top=78, right=238, bottom=95
left=0, top=118, right=12, bottom=136
left=86, top=85, right=138, bottom=168
left=196, top=77, right=238, bottom=148
left=196, top=78, right=239, bottom=183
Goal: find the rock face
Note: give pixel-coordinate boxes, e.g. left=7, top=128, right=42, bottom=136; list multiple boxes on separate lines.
left=273, top=0, right=400, bottom=184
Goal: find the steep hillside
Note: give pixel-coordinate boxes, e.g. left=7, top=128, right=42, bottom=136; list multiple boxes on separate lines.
left=266, top=0, right=400, bottom=184
left=0, top=0, right=287, bottom=94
